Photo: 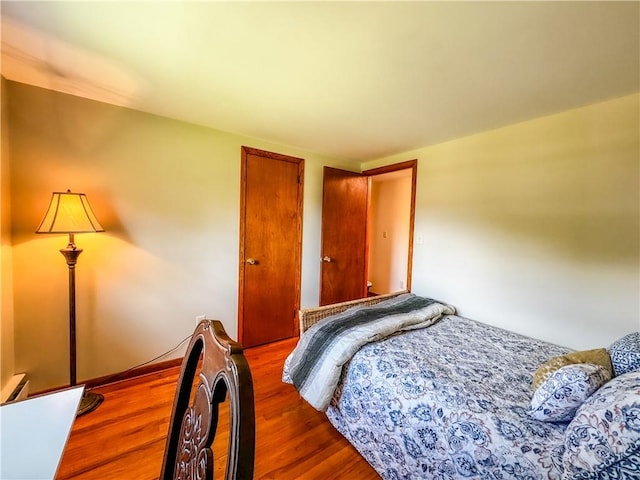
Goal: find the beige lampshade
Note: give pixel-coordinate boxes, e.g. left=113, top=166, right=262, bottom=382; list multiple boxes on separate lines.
left=36, top=190, right=105, bottom=234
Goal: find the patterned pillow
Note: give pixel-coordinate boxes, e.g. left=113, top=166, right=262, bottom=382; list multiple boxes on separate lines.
left=530, top=363, right=611, bottom=422
left=608, top=332, right=640, bottom=376
left=562, top=370, right=640, bottom=479
left=532, top=348, right=613, bottom=390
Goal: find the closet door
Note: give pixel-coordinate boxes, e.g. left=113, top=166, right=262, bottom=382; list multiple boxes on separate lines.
left=239, top=147, right=303, bottom=347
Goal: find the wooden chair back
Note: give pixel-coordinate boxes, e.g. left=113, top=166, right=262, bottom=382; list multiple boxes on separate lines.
left=160, top=320, right=255, bottom=480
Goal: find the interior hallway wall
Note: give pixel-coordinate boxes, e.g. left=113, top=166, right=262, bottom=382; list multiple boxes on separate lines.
left=368, top=174, right=411, bottom=294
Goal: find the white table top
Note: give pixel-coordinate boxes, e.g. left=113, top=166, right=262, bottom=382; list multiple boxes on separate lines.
left=0, top=386, right=83, bottom=480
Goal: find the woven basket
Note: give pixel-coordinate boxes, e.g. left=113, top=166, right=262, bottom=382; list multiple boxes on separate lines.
left=298, top=291, right=408, bottom=334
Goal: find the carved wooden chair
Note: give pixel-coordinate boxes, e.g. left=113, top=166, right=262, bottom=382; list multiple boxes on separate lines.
left=160, top=320, right=255, bottom=480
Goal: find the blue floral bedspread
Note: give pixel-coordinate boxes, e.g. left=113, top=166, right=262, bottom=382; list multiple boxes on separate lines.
left=325, top=315, right=571, bottom=479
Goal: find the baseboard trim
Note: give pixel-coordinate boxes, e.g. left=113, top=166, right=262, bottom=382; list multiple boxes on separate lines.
left=31, top=357, right=184, bottom=397
left=84, top=357, right=184, bottom=389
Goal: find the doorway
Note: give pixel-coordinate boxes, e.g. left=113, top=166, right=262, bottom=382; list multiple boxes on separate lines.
left=319, top=160, right=416, bottom=305
left=238, top=147, right=304, bottom=347
left=367, top=169, right=413, bottom=295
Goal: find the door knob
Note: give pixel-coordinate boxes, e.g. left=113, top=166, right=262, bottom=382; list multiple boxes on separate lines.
left=321, top=256, right=332, bottom=262
left=246, top=258, right=257, bottom=265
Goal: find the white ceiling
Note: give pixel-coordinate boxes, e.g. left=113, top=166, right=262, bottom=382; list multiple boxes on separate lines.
left=1, top=1, right=638, bottom=163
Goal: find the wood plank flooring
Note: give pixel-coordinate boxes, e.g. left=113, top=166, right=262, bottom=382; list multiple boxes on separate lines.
left=56, top=337, right=379, bottom=479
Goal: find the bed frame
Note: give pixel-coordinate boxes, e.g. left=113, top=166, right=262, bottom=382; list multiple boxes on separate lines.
left=298, top=290, right=407, bottom=334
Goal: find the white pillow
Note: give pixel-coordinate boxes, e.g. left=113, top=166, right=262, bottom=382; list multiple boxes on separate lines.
left=529, top=363, right=611, bottom=422
left=562, top=370, right=640, bottom=478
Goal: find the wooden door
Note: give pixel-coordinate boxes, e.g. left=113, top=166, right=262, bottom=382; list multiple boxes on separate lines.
left=319, top=167, right=369, bottom=305
left=239, top=147, right=303, bottom=348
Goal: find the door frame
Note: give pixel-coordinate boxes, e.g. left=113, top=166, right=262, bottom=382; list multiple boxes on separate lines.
left=363, top=159, right=417, bottom=293
left=238, top=146, right=304, bottom=345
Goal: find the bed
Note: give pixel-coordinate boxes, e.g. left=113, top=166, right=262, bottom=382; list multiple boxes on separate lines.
left=283, top=292, right=640, bottom=480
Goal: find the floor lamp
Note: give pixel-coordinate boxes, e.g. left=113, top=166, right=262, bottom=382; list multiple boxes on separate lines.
left=36, top=189, right=105, bottom=416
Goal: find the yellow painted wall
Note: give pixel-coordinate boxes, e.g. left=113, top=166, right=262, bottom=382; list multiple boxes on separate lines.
left=5, top=81, right=351, bottom=391
left=365, top=94, right=640, bottom=349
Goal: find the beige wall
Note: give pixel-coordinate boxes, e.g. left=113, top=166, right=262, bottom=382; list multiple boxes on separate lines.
left=5, top=81, right=352, bottom=392
left=365, top=94, right=640, bottom=350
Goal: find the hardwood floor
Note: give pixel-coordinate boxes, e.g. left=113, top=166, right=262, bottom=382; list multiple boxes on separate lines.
left=56, top=337, right=379, bottom=479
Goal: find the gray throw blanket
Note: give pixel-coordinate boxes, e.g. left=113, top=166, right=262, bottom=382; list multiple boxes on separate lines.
left=282, top=293, right=455, bottom=410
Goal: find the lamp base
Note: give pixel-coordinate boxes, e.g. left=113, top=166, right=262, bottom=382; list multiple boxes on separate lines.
left=77, top=390, right=104, bottom=416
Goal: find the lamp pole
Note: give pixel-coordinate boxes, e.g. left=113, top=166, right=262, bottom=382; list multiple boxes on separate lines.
left=60, top=234, right=82, bottom=387
left=59, top=233, right=104, bottom=415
